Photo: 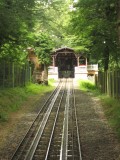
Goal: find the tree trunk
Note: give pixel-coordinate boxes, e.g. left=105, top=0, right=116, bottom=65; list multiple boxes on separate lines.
left=117, top=0, right=120, bottom=45
left=103, top=45, right=109, bottom=71
left=43, top=64, right=48, bottom=85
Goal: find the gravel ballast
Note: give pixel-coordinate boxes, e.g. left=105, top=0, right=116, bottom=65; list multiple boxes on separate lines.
left=0, top=82, right=120, bottom=160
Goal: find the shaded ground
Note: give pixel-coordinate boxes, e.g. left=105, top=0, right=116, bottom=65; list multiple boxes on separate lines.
left=0, top=82, right=120, bottom=160
left=75, top=89, right=120, bottom=160
left=0, top=92, right=51, bottom=160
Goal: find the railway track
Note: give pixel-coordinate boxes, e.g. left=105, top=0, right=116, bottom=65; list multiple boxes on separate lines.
left=11, top=78, right=82, bottom=160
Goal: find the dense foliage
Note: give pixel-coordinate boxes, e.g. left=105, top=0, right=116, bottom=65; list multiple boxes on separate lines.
left=0, top=0, right=120, bottom=70
left=0, top=0, right=35, bottom=45
left=34, top=32, right=54, bottom=65
left=69, top=0, right=120, bottom=70
left=0, top=0, right=36, bottom=62
left=0, top=0, right=72, bottom=63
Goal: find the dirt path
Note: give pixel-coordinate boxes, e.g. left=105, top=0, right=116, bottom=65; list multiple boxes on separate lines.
left=0, top=83, right=120, bottom=160
left=75, top=89, right=120, bottom=160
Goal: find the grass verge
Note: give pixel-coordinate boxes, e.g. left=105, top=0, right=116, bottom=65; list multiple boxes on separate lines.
left=79, top=80, right=98, bottom=91
left=0, top=81, right=54, bottom=122
left=78, top=80, right=120, bottom=139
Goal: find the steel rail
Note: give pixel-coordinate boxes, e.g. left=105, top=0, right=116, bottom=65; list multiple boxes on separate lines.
left=11, top=79, right=61, bottom=160
left=44, top=79, right=67, bottom=160
left=60, top=78, right=70, bottom=160
left=67, top=78, right=76, bottom=159
left=11, top=78, right=82, bottom=160
left=24, top=81, right=64, bottom=160
left=73, top=80, right=82, bottom=160
left=70, top=79, right=75, bottom=159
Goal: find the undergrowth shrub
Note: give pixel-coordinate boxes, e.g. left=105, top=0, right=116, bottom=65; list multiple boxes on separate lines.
left=79, top=80, right=97, bottom=91
left=0, top=82, right=54, bottom=122
left=100, top=96, right=120, bottom=138
left=0, top=112, right=8, bottom=122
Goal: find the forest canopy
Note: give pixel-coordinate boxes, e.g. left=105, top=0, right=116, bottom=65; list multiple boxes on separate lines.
left=69, top=0, right=120, bottom=70
left=0, top=0, right=120, bottom=70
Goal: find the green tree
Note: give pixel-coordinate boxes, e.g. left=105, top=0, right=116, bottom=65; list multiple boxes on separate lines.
left=0, top=42, right=26, bottom=63
left=34, top=32, right=54, bottom=65
left=0, top=0, right=73, bottom=62
left=0, top=0, right=36, bottom=62
left=117, top=0, right=120, bottom=45
left=33, top=0, right=72, bottom=48
left=70, top=0, right=119, bottom=70
left=0, top=0, right=35, bottom=45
